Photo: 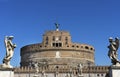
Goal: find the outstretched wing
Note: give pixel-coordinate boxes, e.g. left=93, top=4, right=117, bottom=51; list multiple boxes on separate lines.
left=4, top=36, right=9, bottom=54
left=115, top=37, right=120, bottom=50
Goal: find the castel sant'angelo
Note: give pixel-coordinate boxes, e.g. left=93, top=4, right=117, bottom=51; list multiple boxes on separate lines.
left=20, top=24, right=95, bottom=67
left=14, top=24, right=109, bottom=77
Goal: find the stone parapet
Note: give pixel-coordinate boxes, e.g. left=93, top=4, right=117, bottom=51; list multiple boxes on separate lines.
left=14, top=66, right=109, bottom=74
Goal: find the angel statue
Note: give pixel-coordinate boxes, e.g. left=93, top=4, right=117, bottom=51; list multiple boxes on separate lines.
left=108, top=37, right=120, bottom=65
left=2, top=36, right=16, bottom=68
left=77, top=63, right=83, bottom=76
left=55, top=23, right=60, bottom=31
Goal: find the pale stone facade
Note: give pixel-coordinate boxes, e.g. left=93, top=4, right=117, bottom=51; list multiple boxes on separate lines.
left=18, top=27, right=110, bottom=77
left=20, top=30, right=95, bottom=67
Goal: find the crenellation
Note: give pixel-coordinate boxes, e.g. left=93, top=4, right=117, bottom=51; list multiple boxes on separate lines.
left=14, top=66, right=109, bottom=74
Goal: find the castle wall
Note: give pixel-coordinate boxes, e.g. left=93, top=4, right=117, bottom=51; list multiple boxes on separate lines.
left=14, top=66, right=109, bottom=77
left=20, top=30, right=95, bottom=69
left=21, top=43, right=95, bottom=66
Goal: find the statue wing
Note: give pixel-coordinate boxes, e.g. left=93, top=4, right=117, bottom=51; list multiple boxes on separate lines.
left=4, top=37, right=10, bottom=56
left=115, top=37, right=120, bottom=50
left=4, top=37, right=8, bottom=50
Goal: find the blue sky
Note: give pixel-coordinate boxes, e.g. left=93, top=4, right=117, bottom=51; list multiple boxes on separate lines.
left=0, top=0, right=120, bottom=66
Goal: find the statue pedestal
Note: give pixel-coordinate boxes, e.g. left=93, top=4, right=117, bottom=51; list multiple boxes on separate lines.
left=0, top=68, right=14, bottom=77
left=109, top=65, right=120, bottom=77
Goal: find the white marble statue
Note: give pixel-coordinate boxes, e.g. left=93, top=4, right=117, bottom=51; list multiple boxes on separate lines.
left=41, top=71, right=46, bottom=77
left=108, top=37, right=120, bottom=65
left=78, top=63, right=83, bottom=76
left=33, top=62, right=39, bottom=77
left=55, top=51, right=60, bottom=58
left=2, top=36, right=16, bottom=68
left=34, top=62, right=39, bottom=74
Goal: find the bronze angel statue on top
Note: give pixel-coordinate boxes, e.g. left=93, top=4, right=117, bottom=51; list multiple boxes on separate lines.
left=108, top=37, right=120, bottom=65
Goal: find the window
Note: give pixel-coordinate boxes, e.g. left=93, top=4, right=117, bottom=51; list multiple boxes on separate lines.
left=56, top=43, right=59, bottom=47
left=59, top=43, right=62, bottom=47
left=53, top=43, right=55, bottom=47
left=97, top=74, right=99, bottom=76
left=46, top=37, right=49, bottom=45
left=65, top=37, right=68, bottom=40
left=76, top=46, right=79, bottom=48
left=65, top=37, right=68, bottom=44
left=52, top=42, right=62, bottom=47
left=85, top=46, right=89, bottom=49
left=72, top=45, right=75, bottom=47
left=53, top=36, right=55, bottom=41
left=46, top=37, right=48, bottom=41
left=90, top=48, right=93, bottom=50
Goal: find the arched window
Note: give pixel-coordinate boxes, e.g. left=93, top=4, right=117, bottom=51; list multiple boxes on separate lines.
left=46, top=36, right=48, bottom=41
left=65, top=37, right=68, bottom=44
left=85, top=46, right=89, bottom=49
left=53, top=36, right=55, bottom=41
left=90, top=48, right=93, bottom=50
left=46, top=37, right=49, bottom=44
left=52, top=42, right=62, bottom=47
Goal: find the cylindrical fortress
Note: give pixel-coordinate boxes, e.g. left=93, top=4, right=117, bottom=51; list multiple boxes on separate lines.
left=20, top=30, right=95, bottom=67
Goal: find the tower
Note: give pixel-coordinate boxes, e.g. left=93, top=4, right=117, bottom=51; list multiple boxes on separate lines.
left=20, top=24, right=95, bottom=67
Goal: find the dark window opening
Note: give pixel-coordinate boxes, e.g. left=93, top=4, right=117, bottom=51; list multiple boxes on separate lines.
left=45, top=37, right=49, bottom=45
left=72, top=45, right=74, bottom=47
left=53, top=36, right=55, bottom=41
left=52, top=43, right=62, bottom=47
left=53, top=43, right=55, bottom=47
left=76, top=46, right=79, bottom=48
left=65, top=37, right=68, bottom=40
left=65, top=37, right=68, bottom=44
left=46, top=37, right=48, bottom=41
left=85, top=46, right=89, bottom=49
left=97, top=74, right=99, bottom=76
left=90, top=48, right=93, bottom=50
left=59, top=43, right=62, bottom=47
left=56, top=43, right=59, bottom=47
